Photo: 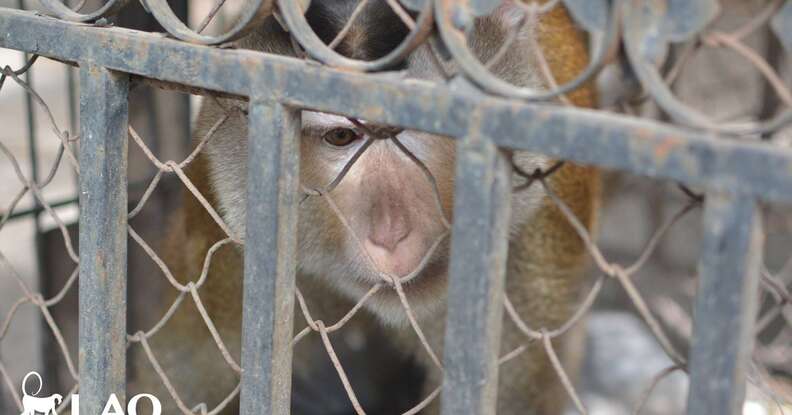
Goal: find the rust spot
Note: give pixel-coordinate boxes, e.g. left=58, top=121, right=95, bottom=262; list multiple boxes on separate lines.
left=634, top=127, right=653, bottom=140
left=241, top=57, right=258, bottom=72
left=654, top=135, right=682, bottom=161
left=134, top=43, right=150, bottom=62
left=536, top=108, right=552, bottom=121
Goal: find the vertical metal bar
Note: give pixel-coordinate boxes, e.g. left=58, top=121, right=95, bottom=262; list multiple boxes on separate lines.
left=15, top=0, right=49, bottom=384
left=15, top=2, right=37, bottom=189
left=0, top=380, right=5, bottom=414
left=441, top=126, right=512, bottom=415
left=687, top=193, right=763, bottom=415
left=78, top=65, right=129, bottom=412
left=239, top=99, right=300, bottom=415
left=67, top=66, right=78, bottom=134
left=67, top=65, right=80, bottom=195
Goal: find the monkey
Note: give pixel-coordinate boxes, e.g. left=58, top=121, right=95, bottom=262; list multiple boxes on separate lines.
left=130, top=1, right=600, bottom=414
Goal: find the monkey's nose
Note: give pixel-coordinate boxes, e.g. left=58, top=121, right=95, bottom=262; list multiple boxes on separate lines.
left=368, top=211, right=411, bottom=252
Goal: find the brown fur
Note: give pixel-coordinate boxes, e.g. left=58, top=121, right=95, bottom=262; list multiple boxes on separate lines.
left=131, top=2, right=600, bottom=414
left=407, top=5, right=600, bottom=403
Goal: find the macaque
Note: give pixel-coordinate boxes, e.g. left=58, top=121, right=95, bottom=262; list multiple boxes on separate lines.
left=132, top=1, right=599, bottom=414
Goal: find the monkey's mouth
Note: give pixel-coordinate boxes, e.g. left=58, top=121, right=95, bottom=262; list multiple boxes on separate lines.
left=363, top=259, right=449, bottom=319
left=357, top=248, right=449, bottom=295
left=402, top=260, right=447, bottom=285
left=363, top=244, right=416, bottom=279
left=362, top=235, right=445, bottom=282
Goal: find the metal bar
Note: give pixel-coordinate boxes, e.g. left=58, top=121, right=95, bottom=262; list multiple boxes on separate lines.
left=13, top=0, right=53, bottom=386
left=687, top=193, right=763, bottom=415
left=441, top=125, right=512, bottom=415
left=4, top=197, right=78, bottom=222
left=78, top=64, right=129, bottom=412
left=239, top=99, right=300, bottom=415
left=15, top=3, right=39, bottom=192
left=2, top=9, right=792, bottom=203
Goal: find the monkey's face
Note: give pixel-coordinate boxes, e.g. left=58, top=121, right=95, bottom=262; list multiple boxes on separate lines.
left=296, top=112, right=457, bottom=313
left=203, top=103, right=549, bottom=322
left=200, top=0, right=553, bottom=323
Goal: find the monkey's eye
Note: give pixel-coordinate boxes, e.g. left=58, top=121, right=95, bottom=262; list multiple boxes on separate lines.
left=322, top=127, right=361, bottom=148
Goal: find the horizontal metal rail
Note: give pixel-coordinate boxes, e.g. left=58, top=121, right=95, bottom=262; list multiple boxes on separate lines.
left=1, top=8, right=792, bottom=205
left=688, top=193, right=762, bottom=415
left=5, top=197, right=78, bottom=221
left=0, top=5, right=782, bottom=415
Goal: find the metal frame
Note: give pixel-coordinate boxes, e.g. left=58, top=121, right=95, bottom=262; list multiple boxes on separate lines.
left=0, top=2, right=787, bottom=414
left=77, top=64, right=129, bottom=413
left=441, top=128, right=512, bottom=414
left=240, top=99, right=301, bottom=414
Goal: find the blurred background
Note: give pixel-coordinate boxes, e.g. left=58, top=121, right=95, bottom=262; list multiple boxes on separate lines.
left=0, top=0, right=790, bottom=414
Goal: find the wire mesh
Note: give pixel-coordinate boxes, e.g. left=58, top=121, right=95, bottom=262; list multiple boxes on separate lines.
left=0, top=0, right=790, bottom=414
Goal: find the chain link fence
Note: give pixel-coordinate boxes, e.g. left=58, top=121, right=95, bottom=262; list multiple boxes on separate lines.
left=0, top=0, right=791, bottom=414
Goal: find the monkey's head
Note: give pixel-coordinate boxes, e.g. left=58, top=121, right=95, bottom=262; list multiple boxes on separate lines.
left=201, top=1, right=550, bottom=324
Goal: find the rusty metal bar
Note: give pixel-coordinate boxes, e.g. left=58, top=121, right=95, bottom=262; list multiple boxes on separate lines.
left=687, top=193, right=763, bottom=415
left=1, top=9, right=792, bottom=204
left=239, top=99, right=301, bottom=415
left=441, top=127, right=512, bottom=415
left=78, top=64, right=129, bottom=412
left=0, top=5, right=788, bottom=414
